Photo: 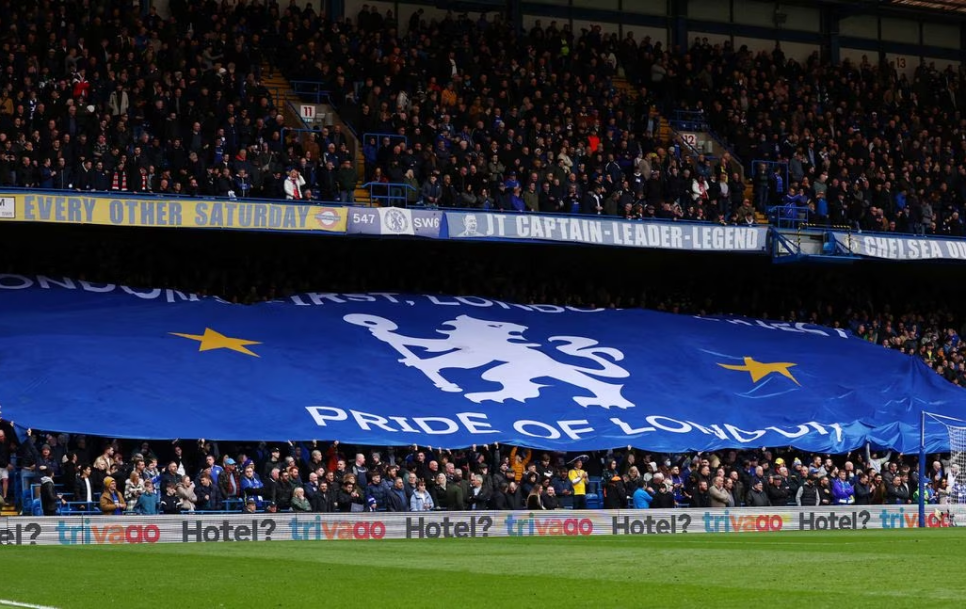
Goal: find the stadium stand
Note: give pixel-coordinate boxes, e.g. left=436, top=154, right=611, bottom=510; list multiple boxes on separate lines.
left=1, top=223, right=966, bottom=515
left=1, top=0, right=964, bottom=232
left=3, top=0, right=966, bottom=517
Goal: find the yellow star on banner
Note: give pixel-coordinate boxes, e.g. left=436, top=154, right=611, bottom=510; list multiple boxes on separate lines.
left=170, top=328, right=262, bottom=357
left=718, top=357, right=800, bottom=386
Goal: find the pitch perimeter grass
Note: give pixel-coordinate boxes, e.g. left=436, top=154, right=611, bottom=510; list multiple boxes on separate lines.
left=2, top=529, right=965, bottom=608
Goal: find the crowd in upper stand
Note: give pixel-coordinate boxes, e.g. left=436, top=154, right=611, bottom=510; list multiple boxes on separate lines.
left=2, top=1, right=966, bottom=232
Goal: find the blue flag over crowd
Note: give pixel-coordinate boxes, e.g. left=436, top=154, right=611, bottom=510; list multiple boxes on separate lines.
left=0, top=275, right=962, bottom=452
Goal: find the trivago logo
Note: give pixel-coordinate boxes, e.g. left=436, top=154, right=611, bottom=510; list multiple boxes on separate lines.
left=290, top=516, right=386, bottom=540
left=703, top=510, right=790, bottom=533
left=56, top=519, right=160, bottom=545
left=504, top=512, right=594, bottom=537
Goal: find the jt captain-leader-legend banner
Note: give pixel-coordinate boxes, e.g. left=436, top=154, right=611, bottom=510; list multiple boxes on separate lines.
left=0, top=275, right=963, bottom=452
left=1, top=507, right=961, bottom=546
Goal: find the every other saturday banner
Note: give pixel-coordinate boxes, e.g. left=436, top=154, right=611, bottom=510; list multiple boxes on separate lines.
left=443, top=211, right=768, bottom=252
left=0, top=192, right=347, bottom=232
left=2, top=507, right=961, bottom=546
left=1, top=275, right=964, bottom=452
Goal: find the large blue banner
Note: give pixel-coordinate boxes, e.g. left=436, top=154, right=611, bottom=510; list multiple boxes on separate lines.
left=0, top=274, right=962, bottom=452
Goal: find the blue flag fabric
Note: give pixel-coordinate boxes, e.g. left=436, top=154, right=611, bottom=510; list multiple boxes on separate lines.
left=0, top=275, right=963, bottom=452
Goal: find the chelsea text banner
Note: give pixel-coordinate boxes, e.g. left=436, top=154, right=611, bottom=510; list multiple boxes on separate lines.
left=0, top=192, right=347, bottom=232
left=444, top=211, right=768, bottom=252
left=0, top=274, right=961, bottom=452
left=830, top=231, right=966, bottom=261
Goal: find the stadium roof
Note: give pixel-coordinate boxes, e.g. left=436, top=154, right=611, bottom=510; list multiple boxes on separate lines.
left=887, top=0, right=966, bottom=13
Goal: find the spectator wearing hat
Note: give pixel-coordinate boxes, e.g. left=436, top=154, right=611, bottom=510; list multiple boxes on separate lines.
left=746, top=479, right=771, bottom=507
left=99, top=476, right=125, bottom=515
left=262, top=447, right=284, bottom=481
left=796, top=475, right=821, bottom=506
left=218, top=458, right=241, bottom=501
left=766, top=475, right=790, bottom=506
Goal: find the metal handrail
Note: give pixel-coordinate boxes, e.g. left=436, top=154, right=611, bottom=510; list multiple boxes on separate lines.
left=289, top=81, right=332, bottom=105
left=362, top=132, right=408, bottom=148
left=767, top=204, right=811, bottom=229
left=361, top=181, right=418, bottom=208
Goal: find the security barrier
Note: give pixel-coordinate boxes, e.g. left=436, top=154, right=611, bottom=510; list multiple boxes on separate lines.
left=1, top=506, right=961, bottom=546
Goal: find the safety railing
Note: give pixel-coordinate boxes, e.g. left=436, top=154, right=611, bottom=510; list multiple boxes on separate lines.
left=362, top=132, right=409, bottom=149
left=752, top=160, right=790, bottom=206
left=767, top=204, right=811, bottom=229
left=669, top=109, right=709, bottom=132
left=289, top=81, right=332, bottom=105
left=362, top=181, right=418, bottom=208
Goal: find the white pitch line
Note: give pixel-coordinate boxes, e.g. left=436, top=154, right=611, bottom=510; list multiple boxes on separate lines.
left=0, top=600, right=62, bottom=609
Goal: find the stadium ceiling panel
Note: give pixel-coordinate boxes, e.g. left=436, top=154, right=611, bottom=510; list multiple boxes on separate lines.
left=887, top=0, right=966, bottom=13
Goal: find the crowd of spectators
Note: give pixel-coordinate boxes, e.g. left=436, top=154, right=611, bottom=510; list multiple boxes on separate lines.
left=3, top=426, right=964, bottom=515
left=3, top=224, right=966, bottom=514
left=7, top=1, right=966, bottom=234
left=5, top=1, right=966, bottom=515
left=667, top=37, right=966, bottom=234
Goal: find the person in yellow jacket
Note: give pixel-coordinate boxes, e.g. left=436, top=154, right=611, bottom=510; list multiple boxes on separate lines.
left=509, top=447, right=532, bottom=482
left=568, top=457, right=589, bottom=509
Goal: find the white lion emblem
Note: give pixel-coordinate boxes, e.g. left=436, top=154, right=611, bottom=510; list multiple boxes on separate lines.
left=345, top=314, right=633, bottom=409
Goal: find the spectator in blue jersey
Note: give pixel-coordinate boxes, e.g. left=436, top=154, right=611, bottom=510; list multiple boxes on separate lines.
left=366, top=471, right=391, bottom=511
left=831, top=469, right=855, bottom=505
left=241, top=463, right=265, bottom=503
left=632, top=479, right=653, bottom=509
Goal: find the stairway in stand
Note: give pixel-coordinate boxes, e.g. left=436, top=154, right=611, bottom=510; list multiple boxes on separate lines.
left=261, top=67, right=301, bottom=110
left=261, top=65, right=370, bottom=206
left=612, top=76, right=638, bottom=102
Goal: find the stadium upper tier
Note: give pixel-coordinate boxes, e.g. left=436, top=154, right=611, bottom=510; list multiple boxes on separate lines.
left=0, top=1, right=963, bottom=235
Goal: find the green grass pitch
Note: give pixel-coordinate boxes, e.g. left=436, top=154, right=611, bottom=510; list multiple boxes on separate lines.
left=2, top=529, right=965, bottom=608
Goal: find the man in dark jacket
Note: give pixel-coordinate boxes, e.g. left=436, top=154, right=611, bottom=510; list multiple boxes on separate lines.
left=795, top=476, right=821, bottom=506
left=386, top=478, right=408, bottom=512
left=853, top=473, right=872, bottom=505
left=366, top=472, right=391, bottom=511
left=465, top=474, right=490, bottom=510
left=39, top=466, right=63, bottom=515
left=745, top=479, right=771, bottom=507
left=766, top=475, right=790, bottom=506
left=690, top=480, right=712, bottom=508
left=650, top=481, right=676, bottom=509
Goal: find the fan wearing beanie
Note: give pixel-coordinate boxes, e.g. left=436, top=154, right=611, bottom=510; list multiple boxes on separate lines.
left=99, top=476, right=126, bottom=515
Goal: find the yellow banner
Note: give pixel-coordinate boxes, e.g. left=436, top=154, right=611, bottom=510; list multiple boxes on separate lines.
left=0, top=192, right=347, bottom=233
